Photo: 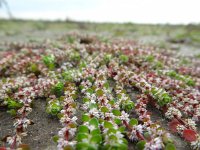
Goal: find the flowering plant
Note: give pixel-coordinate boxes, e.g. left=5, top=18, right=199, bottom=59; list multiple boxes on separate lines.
left=0, top=33, right=200, bottom=150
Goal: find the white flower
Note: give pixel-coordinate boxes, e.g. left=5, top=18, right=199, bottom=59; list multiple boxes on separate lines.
left=135, top=124, right=144, bottom=134
left=6, top=135, right=22, bottom=146
left=89, top=108, right=99, bottom=118
left=165, top=107, right=182, bottom=119
left=57, top=138, right=65, bottom=150
left=129, top=130, right=138, bottom=141
left=58, top=127, right=67, bottom=137
left=105, top=113, right=115, bottom=119
left=89, top=125, right=96, bottom=131
left=22, top=118, right=31, bottom=129
left=69, top=128, right=77, bottom=137
left=191, top=136, right=200, bottom=150
left=186, top=119, right=196, bottom=130
left=86, top=92, right=91, bottom=97
left=120, top=111, right=130, bottom=122
left=90, top=99, right=96, bottom=104
left=82, top=103, right=89, bottom=110
left=14, top=119, right=22, bottom=128
left=176, top=125, right=186, bottom=134
left=25, top=106, right=32, bottom=114
left=6, top=136, right=15, bottom=145
left=60, top=110, right=66, bottom=114
left=16, top=135, right=22, bottom=145
left=71, top=116, right=78, bottom=123
left=145, top=137, right=163, bottom=150
left=116, top=131, right=124, bottom=139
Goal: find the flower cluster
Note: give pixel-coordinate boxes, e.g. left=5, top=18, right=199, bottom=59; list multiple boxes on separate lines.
left=56, top=83, right=78, bottom=150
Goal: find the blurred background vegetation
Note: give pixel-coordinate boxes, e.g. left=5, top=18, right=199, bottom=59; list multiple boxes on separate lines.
left=0, top=0, right=200, bottom=56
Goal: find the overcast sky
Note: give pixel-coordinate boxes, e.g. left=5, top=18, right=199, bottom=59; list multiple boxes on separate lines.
left=0, top=0, right=200, bottom=24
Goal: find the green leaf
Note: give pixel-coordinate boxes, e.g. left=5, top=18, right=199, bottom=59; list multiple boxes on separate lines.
left=165, top=143, right=176, bottom=150
left=68, top=123, right=77, bottom=128
left=91, top=129, right=101, bottom=135
left=79, top=85, right=84, bottom=90
left=78, top=125, right=89, bottom=133
left=89, top=103, right=97, bottom=109
left=121, top=138, right=128, bottom=144
left=119, top=55, right=129, bottom=63
left=72, top=94, right=77, bottom=100
left=112, top=109, right=121, bottom=116
left=154, top=61, right=163, bottom=69
left=109, top=100, right=115, bottom=105
left=117, top=94, right=122, bottom=99
left=62, top=71, right=73, bottom=81
left=114, top=118, right=122, bottom=125
left=118, top=126, right=126, bottom=133
left=186, top=79, right=195, bottom=86
left=7, top=99, right=22, bottom=109
left=118, top=143, right=128, bottom=150
left=103, top=82, right=109, bottom=89
left=104, top=121, right=113, bottom=129
left=167, top=71, right=177, bottom=78
left=52, top=135, right=59, bottom=143
left=29, top=63, right=40, bottom=75
left=89, top=118, right=99, bottom=128
left=136, top=140, right=146, bottom=150
left=51, top=103, right=61, bottom=115
left=159, top=93, right=172, bottom=106
left=144, top=132, right=151, bottom=141
left=145, top=55, right=154, bottom=62
left=101, top=106, right=109, bottom=113
left=76, top=142, right=89, bottom=150
left=83, top=97, right=89, bottom=103
left=87, top=77, right=94, bottom=83
left=90, top=135, right=102, bottom=144
left=109, top=135, right=117, bottom=141
left=7, top=109, right=17, bottom=116
left=82, top=114, right=90, bottom=122
left=77, top=133, right=88, bottom=142
left=122, top=101, right=135, bottom=112
left=96, top=89, right=104, bottom=97
left=104, top=54, right=112, bottom=63
left=42, top=54, right=55, bottom=70
left=129, top=118, right=138, bottom=126
left=70, top=52, right=80, bottom=61
left=79, top=61, right=87, bottom=69
left=107, top=128, right=117, bottom=134
left=46, top=100, right=62, bottom=116
left=151, top=88, right=157, bottom=95
left=52, top=82, right=64, bottom=97
left=87, top=88, right=94, bottom=94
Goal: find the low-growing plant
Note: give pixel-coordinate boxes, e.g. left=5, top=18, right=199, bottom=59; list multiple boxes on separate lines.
left=46, top=99, right=62, bottom=116
left=42, top=54, right=55, bottom=70
left=0, top=33, right=199, bottom=150
left=166, top=70, right=195, bottom=86
left=119, top=54, right=129, bottom=63
left=52, top=82, right=64, bottom=97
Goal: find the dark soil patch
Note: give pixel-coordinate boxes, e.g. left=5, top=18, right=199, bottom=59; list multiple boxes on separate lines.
left=0, top=99, right=61, bottom=150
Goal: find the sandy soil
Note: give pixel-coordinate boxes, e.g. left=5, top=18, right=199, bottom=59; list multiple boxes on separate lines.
left=0, top=99, right=61, bottom=150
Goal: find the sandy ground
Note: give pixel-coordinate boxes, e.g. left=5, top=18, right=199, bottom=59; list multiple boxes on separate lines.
left=0, top=99, right=61, bottom=150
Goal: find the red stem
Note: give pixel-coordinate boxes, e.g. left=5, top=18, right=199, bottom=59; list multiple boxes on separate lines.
left=10, top=136, right=17, bottom=149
